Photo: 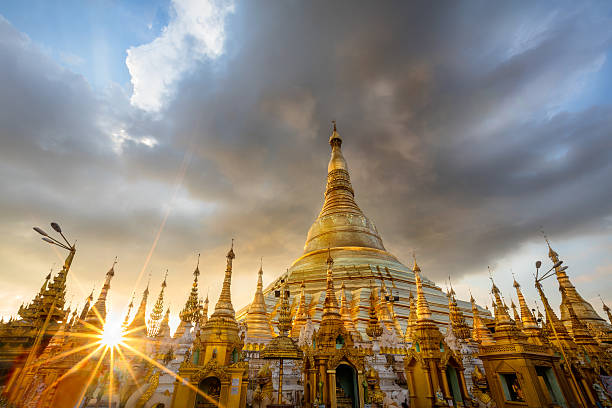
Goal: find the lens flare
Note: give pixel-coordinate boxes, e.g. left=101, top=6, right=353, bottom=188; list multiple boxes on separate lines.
left=100, top=321, right=124, bottom=348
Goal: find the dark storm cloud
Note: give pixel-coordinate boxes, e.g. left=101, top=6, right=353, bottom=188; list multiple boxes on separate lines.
left=1, top=2, right=612, bottom=317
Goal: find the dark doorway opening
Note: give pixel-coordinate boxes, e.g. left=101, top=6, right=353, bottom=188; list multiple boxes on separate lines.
left=196, top=376, right=221, bottom=408
left=336, top=364, right=358, bottom=408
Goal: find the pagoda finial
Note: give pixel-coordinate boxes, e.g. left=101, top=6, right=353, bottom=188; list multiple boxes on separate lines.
left=194, top=253, right=201, bottom=278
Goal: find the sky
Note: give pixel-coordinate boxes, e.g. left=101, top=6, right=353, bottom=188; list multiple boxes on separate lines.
left=1, top=1, right=612, bottom=332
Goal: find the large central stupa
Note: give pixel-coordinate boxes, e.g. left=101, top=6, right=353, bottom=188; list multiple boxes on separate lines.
left=239, top=124, right=481, bottom=334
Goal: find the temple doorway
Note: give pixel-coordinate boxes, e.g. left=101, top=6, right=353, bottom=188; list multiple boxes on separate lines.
left=445, top=366, right=463, bottom=406
left=195, top=376, right=221, bottom=408
left=336, top=364, right=358, bottom=408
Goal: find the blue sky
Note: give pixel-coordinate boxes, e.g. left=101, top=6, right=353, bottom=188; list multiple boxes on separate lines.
left=1, top=0, right=169, bottom=87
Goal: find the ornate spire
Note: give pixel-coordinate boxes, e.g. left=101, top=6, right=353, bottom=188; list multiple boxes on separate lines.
left=513, top=278, right=539, bottom=331
left=147, top=271, right=168, bottom=337
left=447, top=285, right=470, bottom=339
left=276, top=281, right=292, bottom=337
left=179, top=254, right=202, bottom=325
left=413, top=256, right=431, bottom=321
left=489, top=275, right=514, bottom=328
left=321, top=249, right=341, bottom=320
left=404, top=290, right=417, bottom=343
left=211, top=242, right=236, bottom=318
left=303, top=123, right=385, bottom=254
left=365, top=284, right=383, bottom=340
left=470, top=293, right=494, bottom=345
left=85, top=258, right=116, bottom=328
left=245, top=261, right=275, bottom=341
left=127, top=280, right=149, bottom=336
left=290, top=281, right=309, bottom=337
left=340, top=282, right=359, bottom=341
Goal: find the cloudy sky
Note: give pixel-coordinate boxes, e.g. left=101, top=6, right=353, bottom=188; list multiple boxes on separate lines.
left=1, top=1, right=612, bottom=330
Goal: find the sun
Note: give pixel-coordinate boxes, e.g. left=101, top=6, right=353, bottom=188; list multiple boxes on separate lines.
left=100, top=321, right=124, bottom=348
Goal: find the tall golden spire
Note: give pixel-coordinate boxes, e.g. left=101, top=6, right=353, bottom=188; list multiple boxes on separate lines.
left=413, top=256, right=431, bottom=321
left=211, top=242, right=236, bottom=319
left=470, top=293, right=494, bottom=345
left=276, top=281, right=293, bottom=337
left=127, top=279, right=149, bottom=336
left=179, top=255, right=202, bottom=325
left=340, top=282, right=359, bottom=340
left=321, top=249, right=340, bottom=320
left=290, top=281, right=308, bottom=338
left=513, top=278, right=538, bottom=330
left=147, top=271, right=168, bottom=337
left=85, top=259, right=116, bottom=329
left=366, top=285, right=382, bottom=340
left=404, top=290, right=417, bottom=343
left=245, top=261, right=275, bottom=341
left=447, top=284, right=470, bottom=339
left=303, top=122, right=385, bottom=253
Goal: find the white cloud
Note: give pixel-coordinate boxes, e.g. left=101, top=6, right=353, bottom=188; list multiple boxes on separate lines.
left=126, top=0, right=234, bottom=112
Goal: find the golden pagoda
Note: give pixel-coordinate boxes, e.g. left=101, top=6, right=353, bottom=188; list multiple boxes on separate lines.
left=172, top=244, right=248, bottom=408
left=241, top=123, right=480, bottom=332
left=244, top=263, right=275, bottom=346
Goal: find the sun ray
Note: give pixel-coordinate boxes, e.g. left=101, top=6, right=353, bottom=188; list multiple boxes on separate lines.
left=75, top=347, right=108, bottom=407
left=115, top=346, right=141, bottom=387
left=121, top=342, right=220, bottom=405
left=25, top=340, right=100, bottom=370
left=109, top=345, right=114, bottom=408
left=38, top=343, right=105, bottom=398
